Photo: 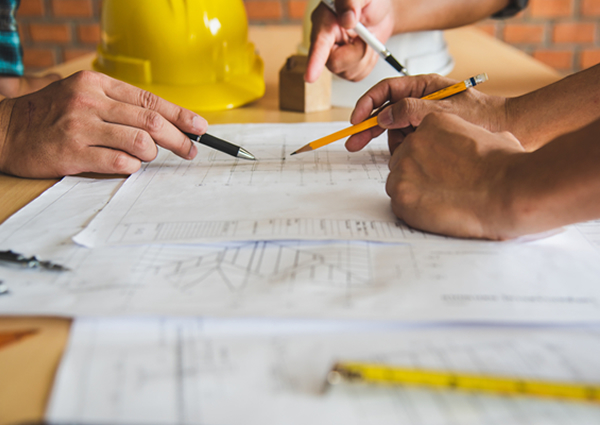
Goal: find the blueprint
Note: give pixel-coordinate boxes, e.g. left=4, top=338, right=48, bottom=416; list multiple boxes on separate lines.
left=2, top=176, right=600, bottom=322
left=577, top=219, right=600, bottom=252
left=74, top=123, right=446, bottom=247
left=47, top=318, right=600, bottom=425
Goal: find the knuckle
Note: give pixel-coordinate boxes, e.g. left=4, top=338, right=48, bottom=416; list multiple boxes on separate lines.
left=395, top=99, right=412, bottom=117
left=133, top=129, right=151, bottom=152
left=139, top=90, right=160, bottom=110
left=60, top=116, right=80, bottom=134
left=393, top=180, right=419, bottom=207
left=142, top=110, right=164, bottom=133
left=70, top=70, right=98, bottom=87
left=327, top=59, right=344, bottom=75
left=111, top=152, right=135, bottom=174
left=428, top=111, right=449, bottom=122
left=421, top=111, right=444, bottom=127
left=174, top=107, right=186, bottom=125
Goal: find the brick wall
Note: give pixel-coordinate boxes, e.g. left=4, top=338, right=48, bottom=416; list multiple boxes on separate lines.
left=17, top=0, right=102, bottom=70
left=16, top=0, right=600, bottom=74
left=475, top=0, right=600, bottom=72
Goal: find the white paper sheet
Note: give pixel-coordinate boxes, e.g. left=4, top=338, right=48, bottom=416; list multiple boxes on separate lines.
left=74, top=123, right=448, bottom=247
left=47, top=318, right=600, bottom=425
left=0, top=176, right=124, bottom=259
left=2, top=175, right=600, bottom=323
left=577, top=220, right=600, bottom=252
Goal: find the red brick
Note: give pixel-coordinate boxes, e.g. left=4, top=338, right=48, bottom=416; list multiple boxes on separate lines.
left=63, top=48, right=95, bottom=62
left=77, top=24, right=100, bottom=44
left=18, top=24, right=28, bottom=43
left=29, top=23, right=72, bottom=43
left=553, top=22, right=596, bottom=43
left=529, top=0, right=573, bottom=17
left=581, top=0, right=600, bottom=16
left=23, top=48, right=56, bottom=68
left=245, top=1, right=283, bottom=20
left=51, top=0, right=93, bottom=17
left=17, top=0, right=44, bottom=16
left=580, top=49, right=600, bottom=68
left=533, top=49, right=573, bottom=70
left=288, top=0, right=307, bottom=20
left=503, top=23, right=545, bottom=43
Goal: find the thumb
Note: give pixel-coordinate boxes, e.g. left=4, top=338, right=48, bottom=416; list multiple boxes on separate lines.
left=335, top=0, right=362, bottom=29
left=377, top=98, right=435, bottom=130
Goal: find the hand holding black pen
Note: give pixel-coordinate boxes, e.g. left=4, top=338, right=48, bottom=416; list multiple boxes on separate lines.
left=184, top=132, right=257, bottom=161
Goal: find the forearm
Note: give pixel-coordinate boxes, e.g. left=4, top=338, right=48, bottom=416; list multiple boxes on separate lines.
left=505, top=118, right=600, bottom=236
left=391, top=0, right=510, bottom=34
left=505, top=65, right=600, bottom=150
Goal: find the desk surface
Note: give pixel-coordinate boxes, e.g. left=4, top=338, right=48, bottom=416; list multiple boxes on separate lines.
left=0, top=25, right=561, bottom=425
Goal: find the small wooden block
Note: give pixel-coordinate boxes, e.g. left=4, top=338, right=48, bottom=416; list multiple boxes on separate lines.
left=279, top=55, right=331, bottom=113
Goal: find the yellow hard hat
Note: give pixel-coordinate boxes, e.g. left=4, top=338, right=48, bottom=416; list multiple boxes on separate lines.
left=93, top=0, right=265, bottom=112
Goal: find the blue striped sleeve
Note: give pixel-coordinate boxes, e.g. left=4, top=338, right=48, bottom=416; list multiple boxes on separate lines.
left=0, top=0, right=23, bottom=76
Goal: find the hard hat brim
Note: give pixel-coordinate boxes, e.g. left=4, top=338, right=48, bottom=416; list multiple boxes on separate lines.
left=94, top=56, right=265, bottom=112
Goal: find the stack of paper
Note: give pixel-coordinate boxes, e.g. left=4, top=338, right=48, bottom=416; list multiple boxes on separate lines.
left=1, top=123, right=599, bottom=423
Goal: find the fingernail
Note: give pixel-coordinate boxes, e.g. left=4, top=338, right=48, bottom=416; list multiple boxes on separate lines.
left=341, top=10, right=356, bottom=28
left=188, top=142, right=198, bottom=159
left=378, top=107, right=393, bottom=127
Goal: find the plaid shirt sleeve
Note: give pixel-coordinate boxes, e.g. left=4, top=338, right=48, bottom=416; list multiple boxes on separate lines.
left=493, top=0, right=529, bottom=18
left=0, top=0, right=23, bottom=76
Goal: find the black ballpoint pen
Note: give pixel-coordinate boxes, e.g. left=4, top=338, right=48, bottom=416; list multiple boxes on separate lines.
left=184, top=132, right=257, bottom=161
left=321, top=0, right=408, bottom=75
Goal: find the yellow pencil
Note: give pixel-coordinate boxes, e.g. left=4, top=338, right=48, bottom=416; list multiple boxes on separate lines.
left=327, top=361, right=600, bottom=403
left=290, top=73, right=489, bottom=155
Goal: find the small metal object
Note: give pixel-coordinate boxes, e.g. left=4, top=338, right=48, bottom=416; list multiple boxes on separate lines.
left=0, top=250, right=70, bottom=271
left=0, top=280, right=8, bottom=295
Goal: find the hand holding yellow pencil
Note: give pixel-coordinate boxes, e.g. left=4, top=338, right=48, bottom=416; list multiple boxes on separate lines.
left=291, top=73, right=489, bottom=156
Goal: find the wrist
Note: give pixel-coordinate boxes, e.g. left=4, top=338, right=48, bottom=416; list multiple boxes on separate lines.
left=484, top=95, right=511, bottom=134
left=503, top=96, right=535, bottom=150
left=494, top=145, right=571, bottom=239
left=482, top=151, right=533, bottom=240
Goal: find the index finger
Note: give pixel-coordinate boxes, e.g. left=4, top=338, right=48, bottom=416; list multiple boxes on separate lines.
left=350, top=75, right=457, bottom=124
left=306, top=4, right=340, bottom=83
left=101, top=74, right=208, bottom=136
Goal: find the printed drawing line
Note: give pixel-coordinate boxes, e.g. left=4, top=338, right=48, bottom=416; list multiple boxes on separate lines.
left=108, top=218, right=437, bottom=245
left=135, top=242, right=373, bottom=297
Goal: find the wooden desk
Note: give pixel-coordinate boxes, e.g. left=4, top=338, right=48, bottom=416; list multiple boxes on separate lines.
left=0, top=26, right=560, bottom=425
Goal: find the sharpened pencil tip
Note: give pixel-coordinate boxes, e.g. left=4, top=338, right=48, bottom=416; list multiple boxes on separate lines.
left=291, top=145, right=314, bottom=155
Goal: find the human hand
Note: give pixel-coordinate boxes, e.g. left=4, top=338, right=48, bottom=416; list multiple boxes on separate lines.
left=386, top=112, right=526, bottom=240
left=305, top=0, right=396, bottom=83
left=0, top=71, right=208, bottom=178
left=347, top=74, right=508, bottom=153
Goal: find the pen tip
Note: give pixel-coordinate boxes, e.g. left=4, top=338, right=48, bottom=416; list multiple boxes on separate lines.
left=237, top=147, right=257, bottom=161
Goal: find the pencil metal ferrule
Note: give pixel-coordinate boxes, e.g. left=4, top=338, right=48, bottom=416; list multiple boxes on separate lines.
left=328, top=363, right=364, bottom=385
